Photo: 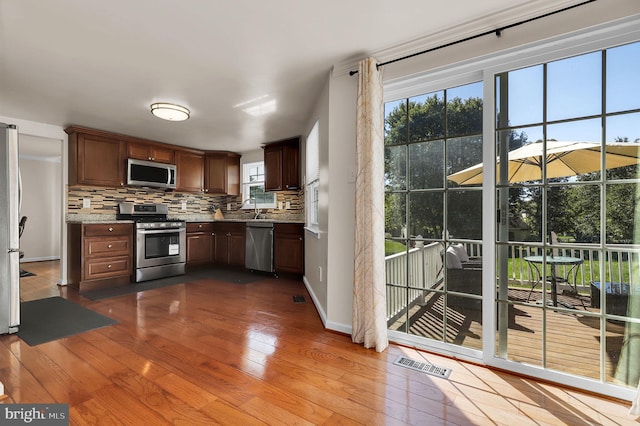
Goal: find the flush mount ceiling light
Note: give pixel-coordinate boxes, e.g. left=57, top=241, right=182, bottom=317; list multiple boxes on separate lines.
left=150, top=103, right=190, bottom=121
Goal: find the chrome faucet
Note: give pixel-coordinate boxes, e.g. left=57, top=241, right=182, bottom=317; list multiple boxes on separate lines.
left=242, top=198, right=261, bottom=219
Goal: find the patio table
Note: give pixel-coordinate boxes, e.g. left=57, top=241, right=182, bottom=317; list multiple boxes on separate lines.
left=524, top=255, right=584, bottom=308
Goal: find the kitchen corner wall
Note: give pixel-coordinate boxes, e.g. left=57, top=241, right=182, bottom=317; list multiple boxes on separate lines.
left=67, top=186, right=304, bottom=221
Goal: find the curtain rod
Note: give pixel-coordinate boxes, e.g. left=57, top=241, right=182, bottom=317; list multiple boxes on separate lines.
left=349, top=0, right=597, bottom=76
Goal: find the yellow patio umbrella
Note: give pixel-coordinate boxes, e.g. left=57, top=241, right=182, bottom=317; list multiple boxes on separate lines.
left=447, top=140, right=640, bottom=185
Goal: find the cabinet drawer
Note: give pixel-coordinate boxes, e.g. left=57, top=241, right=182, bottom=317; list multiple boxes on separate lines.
left=187, top=222, right=214, bottom=233
left=274, top=223, right=304, bottom=235
left=84, top=223, right=132, bottom=237
left=214, top=222, right=245, bottom=235
left=84, top=256, right=131, bottom=280
left=84, top=237, right=131, bottom=258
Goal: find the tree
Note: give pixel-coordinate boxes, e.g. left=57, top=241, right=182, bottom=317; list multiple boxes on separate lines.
left=384, top=95, right=485, bottom=240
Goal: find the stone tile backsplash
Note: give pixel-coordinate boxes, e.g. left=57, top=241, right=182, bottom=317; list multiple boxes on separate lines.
left=67, top=186, right=304, bottom=221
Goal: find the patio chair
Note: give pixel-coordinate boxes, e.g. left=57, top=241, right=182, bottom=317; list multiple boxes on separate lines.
left=445, top=246, right=482, bottom=310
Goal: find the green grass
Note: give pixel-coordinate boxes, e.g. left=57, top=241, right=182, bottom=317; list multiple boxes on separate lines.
left=506, top=257, right=631, bottom=286
left=385, top=240, right=407, bottom=256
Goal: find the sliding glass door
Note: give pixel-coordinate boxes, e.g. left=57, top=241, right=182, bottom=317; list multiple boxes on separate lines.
left=494, top=40, right=640, bottom=389
left=384, top=81, right=484, bottom=355
left=383, top=24, right=640, bottom=398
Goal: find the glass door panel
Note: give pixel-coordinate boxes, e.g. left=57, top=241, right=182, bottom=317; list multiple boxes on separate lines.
left=494, top=41, right=640, bottom=391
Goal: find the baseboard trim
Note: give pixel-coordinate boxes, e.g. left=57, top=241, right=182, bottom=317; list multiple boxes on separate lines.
left=20, top=256, right=60, bottom=263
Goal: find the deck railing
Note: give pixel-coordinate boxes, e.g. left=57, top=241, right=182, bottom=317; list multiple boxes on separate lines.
left=385, top=242, right=443, bottom=324
left=385, top=241, right=639, bottom=321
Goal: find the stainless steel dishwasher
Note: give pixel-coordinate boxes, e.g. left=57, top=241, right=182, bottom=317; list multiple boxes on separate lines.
left=245, top=222, right=274, bottom=273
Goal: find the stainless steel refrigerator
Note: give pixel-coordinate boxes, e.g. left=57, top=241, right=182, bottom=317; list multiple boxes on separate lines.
left=0, top=123, right=20, bottom=334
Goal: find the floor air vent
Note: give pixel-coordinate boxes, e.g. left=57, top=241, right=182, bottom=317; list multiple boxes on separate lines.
left=393, top=356, right=452, bottom=379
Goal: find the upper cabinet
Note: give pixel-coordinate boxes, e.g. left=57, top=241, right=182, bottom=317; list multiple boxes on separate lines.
left=127, top=141, right=174, bottom=164
left=66, top=126, right=126, bottom=187
left=264, top=137, right=300, bottom=191
left=175, top=148, right=205, bottom=193
left=205, top=152, right=240, bottom=195
left=66, top=125, right=241, bottom=194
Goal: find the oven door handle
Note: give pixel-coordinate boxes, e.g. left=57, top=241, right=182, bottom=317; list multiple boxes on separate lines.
left=137, top=228, right=186, bottom=235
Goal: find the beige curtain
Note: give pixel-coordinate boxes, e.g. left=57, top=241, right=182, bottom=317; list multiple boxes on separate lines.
left=352, top=57, right=388, bottom=352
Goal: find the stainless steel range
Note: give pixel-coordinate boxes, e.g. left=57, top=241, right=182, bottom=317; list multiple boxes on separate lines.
left=117, top=203, right=186, bottom=282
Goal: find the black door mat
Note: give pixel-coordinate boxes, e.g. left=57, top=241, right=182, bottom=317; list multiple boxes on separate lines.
left=81, top=267, right=263, bottom=301
left=17, top=296, right=117, bottom=346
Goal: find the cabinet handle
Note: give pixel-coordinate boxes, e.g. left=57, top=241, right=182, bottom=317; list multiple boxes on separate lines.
left=226, top=232, right=231, bottom=237
left=148, top=156, right=152, bottom=160
left=198, top=224, right=202, bottom=228
left=108, top=244, right=112, bottom=248
left=108, top=227, right=113, bottom=232
left=299, top=237, right=303, bottom=240
left=107, top=264, right=112, bottom=269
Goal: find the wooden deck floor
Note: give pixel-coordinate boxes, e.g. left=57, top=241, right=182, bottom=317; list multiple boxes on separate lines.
left=4, top=261, right=637, bottom=425
left=392, top=288, right=628, bottom=384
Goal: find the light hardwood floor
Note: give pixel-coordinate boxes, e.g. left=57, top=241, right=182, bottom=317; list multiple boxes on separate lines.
left=2, top=261, right=636, bottom=425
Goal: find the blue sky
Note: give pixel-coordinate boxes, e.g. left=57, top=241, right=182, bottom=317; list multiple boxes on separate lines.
left=386, top=41, right=640, bottom=143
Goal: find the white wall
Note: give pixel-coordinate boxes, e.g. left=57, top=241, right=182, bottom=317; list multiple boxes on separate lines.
left=324, top=72, right=358, bottom=331
left=303, top=73, right=330, bottom=322
left=18, top=157, right=61, bottom=261
left=319, top=0, right=640, bottom=334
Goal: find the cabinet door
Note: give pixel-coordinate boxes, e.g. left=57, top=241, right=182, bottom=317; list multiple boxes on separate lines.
left=127, top=142, right=153, bottom=161
left=213, top=232, right=229, bottom=264
left=226, top=153, right=241, bottom=196
left=186, top=232, right=212, bottom=265
left=282, top=141, right=300, bottom=190
left=128, top=141, right=175, bottom=164
left=176, top=150, right=205, bottom=192
left=264, top=145, right=282, bottom=191
left=150, top=145, right=174, bottom=164
left=76, top=133, right=125, bottom=187
left=205, top=153, right=227, bottom=194
left=228, top=234, right=246, bottom=267
left=274, top=223, right=304, bottom=274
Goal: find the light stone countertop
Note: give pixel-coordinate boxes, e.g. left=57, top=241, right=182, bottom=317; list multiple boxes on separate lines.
left=66, top=213, right=304, bottom=224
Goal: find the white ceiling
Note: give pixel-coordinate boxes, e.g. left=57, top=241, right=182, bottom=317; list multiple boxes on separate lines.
left=0, top=0, right=568, bottom=153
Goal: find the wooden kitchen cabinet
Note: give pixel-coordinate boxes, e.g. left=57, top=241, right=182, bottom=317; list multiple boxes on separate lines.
left=175, top=148, right=205, bottom=192
left=67, top=222, right=133, bottom=291
left=66, top=126, right=126, bottom=187
left=213, top=222, right=245, bottom=267
left=186, top=222, right=214, bottom=267
left=274, top=223, right=304, bottom=275
left=205, top=152, right=241, bottom=195
left=127, top=141, right=174, bottom=164
left=264, top=137, right=300, bottom=191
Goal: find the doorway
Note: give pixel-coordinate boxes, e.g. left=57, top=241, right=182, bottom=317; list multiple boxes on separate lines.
left=18, top=133, right=63, bottom=302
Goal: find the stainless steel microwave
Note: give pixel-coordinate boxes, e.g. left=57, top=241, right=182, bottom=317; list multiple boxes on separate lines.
left=127, top=158, right=176, bottom=189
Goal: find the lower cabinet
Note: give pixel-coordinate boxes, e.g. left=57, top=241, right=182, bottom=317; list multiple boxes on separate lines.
left=186, top=222, right=214, bottom=267
left=213, top=222, right=246, bottom=267
left=274, top=223, right=304, bottom=275
left=68, top=222, right=133, bottom=291
left=185, top=221, right=303, bottom=273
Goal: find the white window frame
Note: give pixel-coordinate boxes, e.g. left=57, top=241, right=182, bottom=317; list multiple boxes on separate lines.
left=305, top=120, right=319, bottom=232
left=241, top=161, right=276, bottom=209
